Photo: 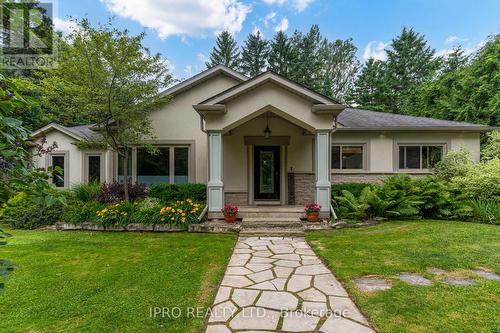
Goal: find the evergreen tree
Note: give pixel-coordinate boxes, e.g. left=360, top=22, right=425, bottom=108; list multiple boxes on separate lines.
left=289, top=25, right=322, bottom=90
left=385, top=27, right=439, bottom=113
left=240, top=31, right=269, bottom=77
left=205, top=31, right=240, bottom=70
left=441, top=47, right=469, bottom=73
left=317, top=38, right=360, bottom=102
left=267, top=31, right=293, bottom=76
left=349, top=58, right=389, bottom=110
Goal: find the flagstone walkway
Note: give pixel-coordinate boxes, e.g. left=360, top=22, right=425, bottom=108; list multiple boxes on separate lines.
left=205, top=236, right=374, bottom=333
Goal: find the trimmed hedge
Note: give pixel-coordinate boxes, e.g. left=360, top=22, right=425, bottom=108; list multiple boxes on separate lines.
left=149, top=183, right=206, bottom=203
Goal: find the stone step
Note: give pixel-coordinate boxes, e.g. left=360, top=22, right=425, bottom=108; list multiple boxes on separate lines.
left=243, top=222, right=303, bottom=229
left=238, top=212, right=305, bottom=219
left=239, top=228, right=305, bottom=236
left=243, top=217, right=301, bottom=222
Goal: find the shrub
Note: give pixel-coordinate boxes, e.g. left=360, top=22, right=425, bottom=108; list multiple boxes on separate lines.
left=95, top=201, right=135, bottom=226
left=434, top=148, right=473, bottom=180
left=331, top=183, right=373, bottom=200
left=335, top=175, right=473, bottom=222
left=451, top=158, right=500, bottom=200
left=96, top=182, right=147, bottom=203
left=149, top=183, right=206, bottom=203
left=61, top=200, right=105, bottom=224
left=0, top=192, right=63, bottom=229
left=468, top=199, right=500, bottom=224
left=481, top=130, right=500, bottom=161
left=71, top=182, right=101, bottom=202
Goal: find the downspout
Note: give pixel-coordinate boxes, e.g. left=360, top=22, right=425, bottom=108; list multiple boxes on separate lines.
left=330, top=116, right=339, bottom=221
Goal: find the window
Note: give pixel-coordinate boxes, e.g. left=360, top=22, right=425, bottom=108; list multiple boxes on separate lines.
left=331, top=145, right=364, bottom=170
left=399, top=145, right=444, bottom=169
left=117, top=150, right=133, bottom=183
left=137, top=148, right=170, bottom=185
left=86, top=154, right=102, bottom=183
left=119, top=146, right=190, bottom=186
left=50, top=154, right=67, bottom=187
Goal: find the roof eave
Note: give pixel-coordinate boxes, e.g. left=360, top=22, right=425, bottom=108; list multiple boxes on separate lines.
left=335, top=126, right=495, bottom=132
left=312, top=104, right=347, bottom=116
left=31, top=123, right=83, bottom=141
left=193, top=104, right=227, bottom=116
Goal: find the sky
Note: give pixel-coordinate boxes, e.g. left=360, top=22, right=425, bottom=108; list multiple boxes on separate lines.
left=55, top=0, right=500, bottom=80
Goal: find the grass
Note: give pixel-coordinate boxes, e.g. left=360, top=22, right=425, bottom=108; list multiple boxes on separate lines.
left=0, top=229, right=236, bottom=333
left=307, top=220, right=500, bottom=333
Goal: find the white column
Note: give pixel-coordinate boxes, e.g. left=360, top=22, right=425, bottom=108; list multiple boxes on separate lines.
left=207, top=131, right=224, bottom=212
left=315, top=131, right=331, bottom=215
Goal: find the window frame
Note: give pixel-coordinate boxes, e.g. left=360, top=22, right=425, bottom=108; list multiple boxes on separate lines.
left=47, top=151, right=69, bottom=188
left=83, top=152, right=105, bottom=183
left=115, top=144, right=193, bottom=185
left=330, top=143, right=367, bottom=172
left=397, top=143, right=446, bottom=171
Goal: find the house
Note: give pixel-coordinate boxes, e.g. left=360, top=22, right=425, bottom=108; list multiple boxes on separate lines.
left=31, top=65, right=493, bottom=217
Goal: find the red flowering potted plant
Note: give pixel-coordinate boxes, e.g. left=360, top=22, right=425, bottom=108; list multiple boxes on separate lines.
left=304, top=203, right=321, bottom=222
left=221, top=204, right=238, bottom=223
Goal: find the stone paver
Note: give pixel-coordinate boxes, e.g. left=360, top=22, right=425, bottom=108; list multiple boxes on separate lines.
left=399, top=273, right=432, bottom=286
left=442, top=277, right=477, bottom=286
left=353, top=276, right=392, bottom=292
left=205, top=236, right=373, bottom=332
left=472, top=269, right=500, bottom=281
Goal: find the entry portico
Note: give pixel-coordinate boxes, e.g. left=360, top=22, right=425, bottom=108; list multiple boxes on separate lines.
left=194, top=71, right=345, bottom=217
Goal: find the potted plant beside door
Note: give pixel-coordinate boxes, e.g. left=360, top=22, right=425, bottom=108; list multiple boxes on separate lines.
left=221, top=204, right=238, bottom=223
left=305, top=203, right=321, bottom=222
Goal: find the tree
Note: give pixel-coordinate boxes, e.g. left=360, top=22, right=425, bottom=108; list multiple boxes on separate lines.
left=385, top=27, right=439, bottom=114
left=349, top=58, right=389, bottom=110
left=42, top=19, right=172, bottom=200
left=482, top=130, right=500, bottom=161
left=317, top=38, right=360, bottom=102
left=267, top=31, right=293, bottom=76
left=288, top=25, right=323, bottom=90
left=205, top=31, right=240, bottom=70
left=240, top=31, right=269, bottom=77
left=412, top=34, right=499, bottom=126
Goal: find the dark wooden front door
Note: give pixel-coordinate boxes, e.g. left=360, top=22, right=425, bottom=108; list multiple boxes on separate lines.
left=254, top=146, right=280, bottom=200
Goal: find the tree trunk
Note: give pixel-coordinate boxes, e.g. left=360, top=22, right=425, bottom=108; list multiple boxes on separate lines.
left=123, top=149, right=130, bottom=202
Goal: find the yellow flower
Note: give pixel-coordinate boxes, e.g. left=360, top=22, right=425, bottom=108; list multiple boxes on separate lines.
left=171, top=217, right=175, bottom=221
left=181, top=212, right=186, bottom=217
left=161, top=217, right=165, bottom=222
left=182, top=217, right=186, bottom=223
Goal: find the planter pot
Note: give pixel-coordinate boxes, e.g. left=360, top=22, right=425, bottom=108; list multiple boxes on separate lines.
left=224, top=215, right=237, bottom=223
left=306, top=212, right=319, bottom=223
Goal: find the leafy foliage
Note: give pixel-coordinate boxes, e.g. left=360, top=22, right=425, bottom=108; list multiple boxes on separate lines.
left=267, top=31, right=294, bottom=76
left=481, top=130, right=500, bottom=161
left=0, top=227, right=13, bottom=292
left=96, top=182, right=147, bottom=203
left=335, top=175, right=473, bottom=222
left=149, top=183, right=206, bottom=203
left=434, top=148, right=473, bottom=181
left=1, top=192, right=65, bottom=229
left=71, top=182, right=101, bottom=203
left=331, top=183, right=373, bottom=199
left=451, top=158, right=500, bottom=200
left=468, top=199, right=500, bottom=225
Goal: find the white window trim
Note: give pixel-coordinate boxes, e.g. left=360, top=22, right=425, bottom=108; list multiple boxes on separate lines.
left=46, top=151, right=69, bottom=188
left=397, top=143, right=446, bottom=172
left=331, top=143, right=367, bottom=172
left=115, top=144, right=193, bottom=185
left=83, top=152, right=105, bottom=183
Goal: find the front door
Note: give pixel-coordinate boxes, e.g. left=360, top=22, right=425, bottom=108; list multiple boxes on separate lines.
left=254, top=146, right=280, bottom=201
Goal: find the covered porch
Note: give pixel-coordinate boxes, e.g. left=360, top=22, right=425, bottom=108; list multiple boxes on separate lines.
left=194, top=72, right=345, bottom=219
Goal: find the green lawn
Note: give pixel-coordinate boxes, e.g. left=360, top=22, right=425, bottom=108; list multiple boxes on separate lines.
left=0, top=230, right=236, bottom=333
left=307, top=220, right=500, bottom=333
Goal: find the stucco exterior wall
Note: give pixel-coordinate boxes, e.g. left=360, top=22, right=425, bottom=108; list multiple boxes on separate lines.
left=204, top=82, right=335, bottom=132
left=32, top=131, right=83, bottom=187
left=149, top=74, right=241, bottom=184
left=223, top=115, right=314, bottom=197
left=331, top=130, right=482, bottom=176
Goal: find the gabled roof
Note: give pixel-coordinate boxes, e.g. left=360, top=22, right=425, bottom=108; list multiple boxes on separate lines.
left=161, top=64, right=248, bottom=97
left=31, top=123, right=100, bottom=140
left=336, top=108, right=495, bottom=131
left=199, top=70, right=341, bottom=105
